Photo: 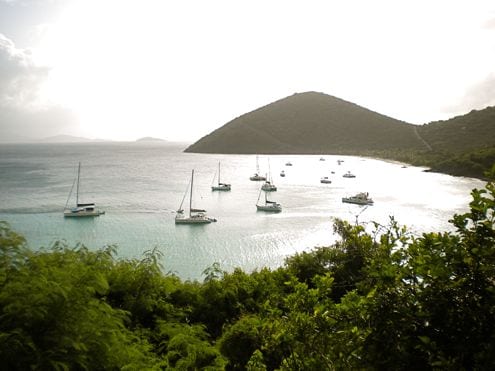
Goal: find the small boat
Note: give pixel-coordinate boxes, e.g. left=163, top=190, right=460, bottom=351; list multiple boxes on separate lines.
left=64, top=162, right=105, bottom=217
left=337, top=159, right=344, bottom=165
left=256, top=189, right=282, bottom=212
left=343, top=171, right=356, bottom=178
left=280, top=170, right=285, bottom=177
left=285, top=162, right=293, bottom=166
left=250, top=155, right=266, bottom=181
left=261, top=160, right=277, bottom=191
left=342, top=192, right=374, bottom=205
left=320, top=176, right=332, bottom=184
left=261, top=180, right=277, bottom=191
left=176, top=169, right=217, bottom=224
left=319, top=157, right=325, bottom=161
left=211, top=162, right=231, bottom=191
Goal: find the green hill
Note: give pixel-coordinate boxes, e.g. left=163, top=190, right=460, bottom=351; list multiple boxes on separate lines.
left=185, top=91, right=495, bottom=178
left=185, top=91, right=426, bottom=154
left=413, top=106, right=495, bottom=178
left=418, top=106, right=495, bottom=152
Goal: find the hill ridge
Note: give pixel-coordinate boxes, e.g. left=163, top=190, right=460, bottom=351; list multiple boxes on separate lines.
left=185, top=91, right=424, bottom=154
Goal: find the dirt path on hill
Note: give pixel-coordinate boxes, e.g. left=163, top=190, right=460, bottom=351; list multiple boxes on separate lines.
left=414, top=126, right=432, bottom=151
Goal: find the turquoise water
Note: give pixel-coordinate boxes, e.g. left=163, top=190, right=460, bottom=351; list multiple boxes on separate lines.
left=0, top=142, right=485, bottom=280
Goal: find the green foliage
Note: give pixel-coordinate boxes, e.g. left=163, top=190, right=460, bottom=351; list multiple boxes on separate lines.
left=156, top=322, right=226, bottom=369
left=0, top=240, right=157, bottom=370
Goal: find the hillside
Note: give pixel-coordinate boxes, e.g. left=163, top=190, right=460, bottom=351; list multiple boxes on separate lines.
left=412, top=106, right=495, bottom=178
left=185, top=92, right=426, bottom=154
left=417, top=106, right=495, bottom=152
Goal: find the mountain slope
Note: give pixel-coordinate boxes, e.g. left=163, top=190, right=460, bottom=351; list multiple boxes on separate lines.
left=185, top=92, right=426, bottom=154
left=417, top=106, right=495, bottom=152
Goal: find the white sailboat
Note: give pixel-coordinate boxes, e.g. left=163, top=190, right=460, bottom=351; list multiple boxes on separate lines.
left=211, top=162, right=231, bottom=191
left=256, top=188, right=282, bottom=212
left=64, top=162, right=105, bottom=217
left=261, top=159, right=277, bottom=191
left=176, top=169, right=216, bottom=224
left=250, top=155, right=266, bottom=181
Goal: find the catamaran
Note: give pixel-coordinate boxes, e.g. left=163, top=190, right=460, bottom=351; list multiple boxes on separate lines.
left=211, top=162, right=231, bottom=191
left=64, top=162, right=105, bottom=217
left=176, top=169, right=216, bottom=224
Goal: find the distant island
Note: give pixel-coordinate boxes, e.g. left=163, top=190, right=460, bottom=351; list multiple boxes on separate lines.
left=135, top=137, right=167, bottom=142
left=186, top=91, right=495, bottom=179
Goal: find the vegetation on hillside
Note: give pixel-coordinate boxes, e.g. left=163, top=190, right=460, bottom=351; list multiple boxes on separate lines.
left=1, top=173, right=495, bottom=369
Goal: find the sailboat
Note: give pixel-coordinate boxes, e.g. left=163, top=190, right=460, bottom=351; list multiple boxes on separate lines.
left=250, top=155, right=266, bottom=181
left=261, top=159, right=277, bottom=191
left=211, top=162, right=231, bottom=191
left=64, top=162, right=105, bottom=217
left=256, top=188, right=282, bottom=212
left=176, top=169, right=217, bottom=224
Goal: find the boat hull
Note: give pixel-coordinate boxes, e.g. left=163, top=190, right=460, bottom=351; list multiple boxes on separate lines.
left=261, top=185, right=277, bottom=191
left=341, top=198, right=373, bottom=205
left=250, top=175, right=266, bottom=181
left=64, top=209, right=105, bottom=217
left=175, top=217, right=215, bottom=224
left=256, top=205, right=282, bottom=212
left=212, top=185, right=231, bottom=191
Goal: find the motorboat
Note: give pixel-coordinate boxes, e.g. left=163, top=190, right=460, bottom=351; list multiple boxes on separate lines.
left=343, top=171, right=356, bottom=178
left=280, top=170, right=285, bottom=177
left=320, top=176, right=332, bottom=184
left=342, top=192, right=374, bottom=205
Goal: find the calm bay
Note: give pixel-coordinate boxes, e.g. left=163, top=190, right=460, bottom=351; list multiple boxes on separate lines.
left=0, top=142, right=484, bottom=280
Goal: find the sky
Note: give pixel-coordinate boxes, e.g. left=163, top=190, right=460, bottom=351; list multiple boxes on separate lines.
left=1, top=0, right=494, bottom=142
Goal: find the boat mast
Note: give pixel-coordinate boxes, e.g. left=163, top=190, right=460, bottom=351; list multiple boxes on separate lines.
left=218, top=162, right=221, bottom=185
left=189, top=169, right=194, bottom=217
left=268, top=158, right=271, bottom=182
left=76, top=162, right=81, bottom=206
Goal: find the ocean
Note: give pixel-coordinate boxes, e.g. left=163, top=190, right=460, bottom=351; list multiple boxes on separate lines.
left=0, top=142, right=485, bottom=280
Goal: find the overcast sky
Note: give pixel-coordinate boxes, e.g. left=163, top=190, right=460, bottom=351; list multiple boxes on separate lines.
left=1, top=0, right=494, bottom=142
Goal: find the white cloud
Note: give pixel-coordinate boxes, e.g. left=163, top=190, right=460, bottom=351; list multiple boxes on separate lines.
left=0, top=33, right=49, bottom=107
left=0, top=33, right=78, bottom=141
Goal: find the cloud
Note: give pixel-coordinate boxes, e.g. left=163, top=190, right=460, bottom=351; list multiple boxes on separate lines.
left=463, top=74, right=495, bottom=109
left=484, top=17, right=495, bottom=29
left=0, top=33, right=78, bottom=141
left=443, top=74, right=495, bottom=118
left=0, top=33, right=49, bottom=107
